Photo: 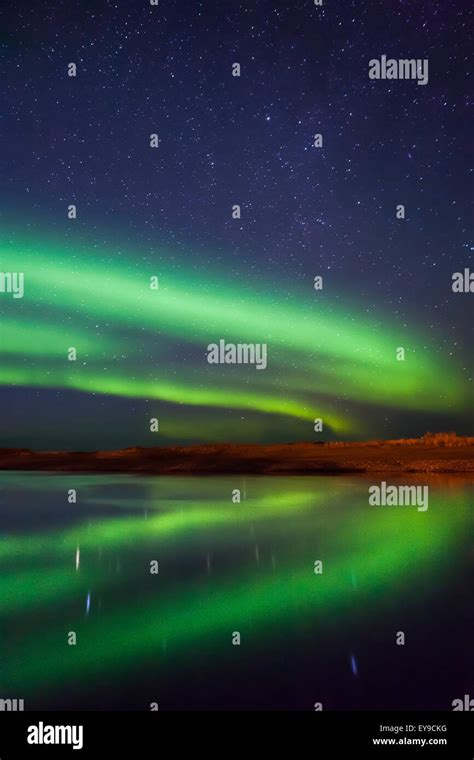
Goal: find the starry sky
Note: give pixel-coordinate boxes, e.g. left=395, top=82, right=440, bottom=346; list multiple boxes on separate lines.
left=0, top=0, right=472, bottom=450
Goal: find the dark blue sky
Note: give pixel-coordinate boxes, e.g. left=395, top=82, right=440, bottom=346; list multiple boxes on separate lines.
left=0, top=0, right=472, bottom=449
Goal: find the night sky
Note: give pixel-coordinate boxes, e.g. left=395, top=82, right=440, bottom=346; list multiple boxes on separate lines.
left=0, top=0, right=472, bottom=450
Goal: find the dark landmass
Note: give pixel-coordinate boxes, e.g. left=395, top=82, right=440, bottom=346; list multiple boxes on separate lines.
left=0, top=435, right=472, bottom=475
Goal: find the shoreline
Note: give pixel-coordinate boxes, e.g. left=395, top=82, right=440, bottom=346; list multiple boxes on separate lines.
left=0, top=441, right=472, bottom=475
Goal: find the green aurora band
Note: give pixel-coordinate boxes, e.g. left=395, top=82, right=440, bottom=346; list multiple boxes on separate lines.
left=0, top=236, right=469, bottom=437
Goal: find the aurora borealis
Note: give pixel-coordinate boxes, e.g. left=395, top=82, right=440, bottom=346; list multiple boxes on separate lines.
left=0, top=1, right=472, bottom=726
left=0, top=0, right=471, bottom=449
left=0, top=233, right=471, bottom=448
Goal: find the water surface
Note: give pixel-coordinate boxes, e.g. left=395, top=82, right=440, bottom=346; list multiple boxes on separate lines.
left=0, top=472, right=472, bottom=710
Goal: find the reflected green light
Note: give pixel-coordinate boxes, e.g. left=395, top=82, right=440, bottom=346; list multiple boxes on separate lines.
left=0, top=476, right=470, bottom=693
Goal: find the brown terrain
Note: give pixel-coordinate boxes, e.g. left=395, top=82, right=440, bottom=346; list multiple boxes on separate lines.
left=0, top=434, right=472, bottom=475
